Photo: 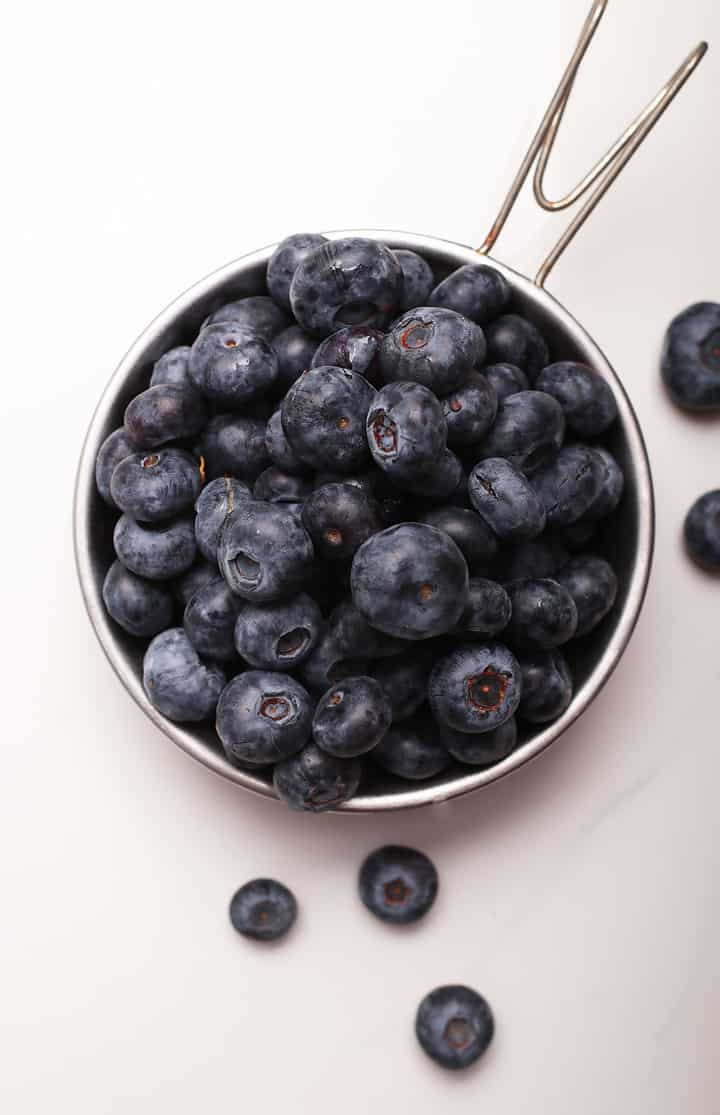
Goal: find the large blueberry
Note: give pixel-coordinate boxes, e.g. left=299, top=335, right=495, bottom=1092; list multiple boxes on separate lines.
left=312, top=675, right=391, bottom=758
left=271, top=325, right=318, bottom=394
left=415, top=985, right=494, bottom=1070
left=253, top=467, right=313, bottom=506
left=281, top=366, right=375, bottom=472
left=265, top=408, right=308, bottom=475
left=301, top=482, right=382, bottom=561
left=373, top=719, right=450, bottom=780
left=684, top=489, right=720, bottom=571
left=531, top=445, right=603, bottom=526
left=124, top=384, right=207, bottom=448
left=441, top=371, right=497, bottom=446
left=439, top=717, right=517, bottom=766
left=150, top=345, right=193, bottom=389
left=143, top=628, right=225, bottom=722
left=372, top=649, right=434, bottom=722
left=517, top=650, right=573, bottom=723
left=485, top=313, right=549, bottom=380
left=114, top=513, right=197, bottom=580
left=429, top=263, right=510, bottom=325
left=661, top=302, right=720, bottom=411
left=419, top=506, right=498, bottom=565
left=468, top=457, right=546, bottom=542
left=328, top=600, right=407, bottom=660
left=198, top=412, right=269, bottom=482
left=183, top=577, right=242, bottom=661
left=218, top=501, right=314, bottom=602
left=110, top=449, right=201, bottom=522
left=395, top=250, right=435, bottom=312
left=584, top=447, right=624, bottom=521
left=195, top=477, right=252, bottom=564
left=266, top=232, right=329, bottom=310
left=189, top=323, right=278, bottom=407
left=535, top=361, right=617, bottom=435
left=217, top=671, right=313, bottom=766
left=482, top=362, right=529, bottom=401
left=457, top=577, right=511, bottom=637
left=102, top=560, right=174, bottom=637
left=504, top=578, right=578, bottom=648
left=273, top=742, right=362, bottom=811
left=290, top=237, right=402, bottom=336
left=554, top=554, right=618, bottom=636
left=366, top=381, right=447, bottom=480
left=234, top=593, right=322, bottom=670
left=229, top=878, right=297, bottom=941
left=299, top=624, right=368, bottom=693
left=478, top=390, right=565, bottom=474
left=429, top=642, right=520, bottom=733
left=312, top=326, right=385, bottom=385
left=202, top=295, right=290, bottom=340
left=95, top=427, right=135, bottom=507
left=380, top=307, right=484, bottom=395
left=359, top=845, right=438, bottom=924
left=173, top=559, right=218, bottom=607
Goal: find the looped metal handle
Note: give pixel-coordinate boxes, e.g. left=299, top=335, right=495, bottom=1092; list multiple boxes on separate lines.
left=478, top=0, right=707, bottom=287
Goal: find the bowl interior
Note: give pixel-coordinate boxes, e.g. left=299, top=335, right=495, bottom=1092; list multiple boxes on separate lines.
left=74, top=230, right=653, bottom=811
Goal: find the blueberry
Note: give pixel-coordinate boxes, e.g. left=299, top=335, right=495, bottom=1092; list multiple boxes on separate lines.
left=110, top=448, right=201, bottom=522
left=684, top=490, right=720, bottom=571
left=273, top=742, right=362, bottom=811
left=440, top=371, right=497, bottom=447
left=531, top=445, right=603, bottom=526
left=504, top=578, right=578, bottom=648
left=218, top=501, right=314, bottom=602
left=194, top=477, right=252, bottom=563
left=217, top=671, right=313, bottom=766
left=254, top=466, right=313, bottom=506
left=328, top=600, right=407, bottom=659
left=173, top=559, right=218, bottom=607
left=313, top=675, right=391, bottom=757
left=430, top=263, right=510, bottom=325
left=394, top=250, right=435, bottom=312
left=102, top=560, right=174, bottom=637
left=198, top=412, right=270, bottom=482
left=468, top=457, right=546, bottom=542
left=183, top=577, right=242, bottom=661
left=554, top=554, right=618, bottom=636
left=556, top=520, right=597, bottom=551
left=124, top=384, right=207, bottom=448
left=429, top=642, right=520, bottom=733
left=143, top=627, right=225, bottom=722
left=478, top=390, right=565, bottom=474
left=482, top=362, right=529, bottom=401
left=299, top=624, right=368, bottom=693
left=517, top=650, right=573, bottom=723
left=202, top=295, right=290, bottom=340
left=312, top=326, right=385, bottom=385
left=314, top=470, right=376, bottom=496
left=366, top=381, right=447, bottom=480
left=373, top=719, right=450, bottom=780
left=380, top=307, right=485, bottom=395
left=485, top=313, right=549, bottom=381
left=114, top=513, right=197, bottom=580
left=359, top=845, right=438, bottom=924
left=351, top=523, right=469, bottom=640
left=503, top=537, right=568, bottom=581
left=189, top=323, right=278, bottom=407
left=271, top=324, right=319, bottom=394
left=371, top=649, right=434, bottom=721
left=229, top=878, right=297, bottom=941
left=401, top=450, right=466, bottom=505
left=234, top=593, right=322, bottom=669
left=438, top=716, right=517, bottom=766
left=415, top=985, right=494, bottom=1070
left=535, top=361, right=617, bottom=435
left=265, top=408, right=308, bottom=475
left=150, top=345, right=193, bottom=389
left=301, top=483, right=383, bottom=561
left=456, top=577, right=511, bottom=636
left=95, top=427, right=135, bottom=507
left=290, top=237, right=402, bottom=337
left=267, top=233, right=329, bottom=310
left=583, top=447, right=624, bottom=521
left=281, top=366, right=376, bottom=473
left=661, top=302, right=720, bottom=411
left=419, top=506, right=498, bottom=565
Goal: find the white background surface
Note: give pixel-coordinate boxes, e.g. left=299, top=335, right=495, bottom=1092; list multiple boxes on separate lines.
left=2, top=1, right=718, bottom=1111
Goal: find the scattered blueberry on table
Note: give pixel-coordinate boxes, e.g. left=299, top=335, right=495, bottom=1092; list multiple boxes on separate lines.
left=358, top=845, right=438, bottom=925
left=415, top=985, right=495, bottom=1070
left=684, top=490, right=720, bottom=572
left=229, top=878, right=297, bottom=942
left=661, top=302, right=720, bottom=412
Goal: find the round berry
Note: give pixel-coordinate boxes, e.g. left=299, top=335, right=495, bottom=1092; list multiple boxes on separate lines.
left=359, top=845, right=438, bottom=924
left=229, top=878, right=297, bottom=941
left=415, top=985, right=494, bottom=1070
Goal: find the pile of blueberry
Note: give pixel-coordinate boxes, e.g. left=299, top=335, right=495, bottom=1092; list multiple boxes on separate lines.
left=96, top=234, right=625, bottom=811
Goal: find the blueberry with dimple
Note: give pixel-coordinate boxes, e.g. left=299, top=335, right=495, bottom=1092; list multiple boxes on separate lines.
left=313, top=676, right=391, bottom=758
left=265, top=408, right=308, bottom=475
left=267, top=232, right=329, bottom=310
left=380, top=307, right=485, bottom=395
left=189, top=323, right=278, bottom=407
left=531, top=445, right=603, bottom=526
left=661, top=302, right=720, bottom=411
left=504, top=537, right=568, bottom=581
left=684, top=490, right=720, bottom=571
left=124, top=384, right=207, bottom=448
left=504, top=578, right=578, bottom=648
left=372, top=649, right=434, bottom=722
left=328, top=600, right=406, bottom=660
left=254, top=467, right=313, bottom=506
left=312, top=326, right=385, bottom=385
left=456, top=578, right=511, bottom=637
left=114, top=513, right=197, bottom=580
left=290, top=237, right=402, bottom=337
left=299, top=624, right=368, bottom=693
left=419, top=506, right=498, bottom=565
left=366, top=381, right=447, bottom=480
left=429, top=642, right=521, bottom=733
left=535, top=361, right=617, bottom=435
left=202, top=295, right=290, bottom=340
left=482, top=362, right=529, bottom=401
left=281, top=366, right=376, bottom=473
left=143, top=627, right=225, bottom=722
left=416, top=985, right=494, bottom=1070
left=584, top=447, right=624, bottom=521
left=198, top=412, right=270, bottom=481
left=110, top=448, right=201, bottom=522
left=301, top=483, right=382, bottom=561
left=194, top=477, right=252, bottom=564
left=439, top=716, right=517, bottom=766
left=478, top=390, right=565, bottom=474
left=150, top=345, right=193, bottom=389
left=273, top=742, right=362, bottom=811
left=95, top=427, right=135, bottom=507
left=229, top=878, right=297, bottom=941
left=485, top=313, right=549, bottom=381
left=271, top=325, right=318, bottom=394
left=174, top=559, right=218, bottom=607
left=440, top=371, right=497, bottom=446
left=518, top=650, right=573, bottom=723
left=468, top=457, right=546, bottom=542
left=554, top=554, right=618, bottom=635
left=359, top=845, right=438, bottom=925
left=217, top=671, right=313, bottom=766
left=183, top=577, right=242, bottom=661
left=234, top=593, right=322, bottom=670
left=394, top=250, right=435, bottom=312
left=351, top=523, right=469, bottom=640
left=430, top=263, right=510, bottom=325
left=102, top=560, right=174, bottom=637
left=218, top=501, right=314, bottom=602
left=373, top=719, right=450, bottom=780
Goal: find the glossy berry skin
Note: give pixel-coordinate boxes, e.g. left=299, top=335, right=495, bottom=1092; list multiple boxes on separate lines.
left=102, top=560, right=174, bottom=638
left=299, top=624, right=368, bottom=693
left=313, top=675, right=392, bottom=757
left=110, top=449, right=201, bottom=522
left=380, top=307, right=485, bottom=395
left=254, top=467, right=313, bottom=506
left=311, top=326, right=385, bottom=385
left=429, top=642, right=521, bottom=733
left=439, top=716, right=517, bottom=766
left=281, top=366, right=376, bottom=473
left=531, top=445, right=603, bottom=527
left=194, top=477, right=252, bottom=564
left=183, top=577, right=242, bottom=661
left=266, top=232, right=329, bottom=310
left=429, top=263, right=510, bottom=325
left=482, top=362, right=529, bottom=401
left=202, top=296, right=290, bottom=340
left=373, top=719, right=450, bottom=780
left=661, top=302, right=720, bottom=412
left=504, top=578, right=578, bottom=648
left=95, top=428, right=135, bottom=507
left=518, top=650, right=573, bottom=723
left=554, top=555, right=618, bottom=636
left=150, top=345, right=193, bottom=389
left=273, top=742, right=362, bottom=811
left=265, top=408, right=308, bottom=474
left=301, top=483, right=382, bottom=561
left=229, top=878, right=297, bottom=942
left=352, top=523, right=469, bottom=640
left=419, top=506, right=498, bottom=565
left=143, top=627, right=225, bottom=722
left=441, top=371, right=497, bottom=447
left=234, top=593, right=322, bottom=670
left=585, top=447, right=624, bottom=521
left=216, top=671, right=313, bottom=766
left=372, top=649, right=434, bottom=721
left=478, top=391, right=565, bottom=474
left=504, top=537, right=569, bottom=581
left=218, top=501, right=314, bottom=602
left=290, top=237, right=403, bottom=336
left=366, top=381, right=447, bottom=480
left=468, top=457, right=546, bottom=542
left=684, top=490, right=720, bottom=571
left=198, top=412, right=270, bottom=482
left=114, top=514, right=197, bottom=581
left=485, top=313, right=549, bottom=381
left=535, top=361, right=617, bottom=436
left=271, top=325, right=318, bottom=394
left=124, top=384, right=207, bottom=448
left=359, top=845, right=438, bottom=924
left=415, top=985, right=494, bottom=1070
left=173, top=560, right=218, bottom=607
left=457, top=578, right=511, bottom=637
left=189, top=323, right=278, bottom=407
left=395, top=250, right=435, bottom=312
left=328, top=600, right=406, bottom=660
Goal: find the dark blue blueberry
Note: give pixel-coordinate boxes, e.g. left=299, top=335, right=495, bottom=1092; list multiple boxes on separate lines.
left=299, top=624, right=368, bottom=693
left=438, top=716, right=517, bottom=766
left=189, top=323, right=278, bottom=407
left=229, top=878, right=297, bottom=941
left=456, top=577, right=511, bottom=636
left=217, top=670, right=313, bottom=766
left=198, top=412, right=270, bottom=482
left=95, top=427, right=135, bottom=507
left=531, top=445, right=603, bottom=526
left=314, top=470, right=376, bottom=495
left=468, top=457, right=546, bottom=542
left=218, top=501, right=314, bottom=602
left=419, top=506, right=498, bottom=565
left=482, top=362, right=529, bottom=401
left=267, top=233, right=329, bottom=310
left=110, top=449, right=201, bottom=522
left=517, top=650, right=573, bottom=723
left=253, top=466, right=313, bottom=505
left=415, top=985, right=494, bottom=1070
left=430, top=263, right=510, bottom=325
left=270, top=324, right=318, bottom=394
left=301, top=483, right=383, bottom=561
left=273, top=742, right=362, bottom=811
left=380, top=307, right=485, bottom=395
left=265, top=408, right=308, bottom=475
left=194, top=477, right=252, bottom=564
left=554, top=554, right=618, bottom=636
left=478, top=390, right=565, bottom=474
left=143, top=627, right=225, bottom=722
left=150, top=345, right=193, bottom=389
left=485, top=313, right=549, bottom=381
left=395, top=250, right=435, bottom=312
left=661, top=302, right=720, bottom=411
left=583, top=447, right=624, bottom=521
left=290, top=237, right=402, bottom=337
left=504, top=578, right=578, bottom=648
left=373, top=718, right=450, bottom=780
left=124, top=384, right=207, bottom=448
left=535, top=361, right=617, bottom=436
left=503, top=537, right=569, bottom=581
left=312, top=326, right=385, bottom=385
left=102, top=560, right=174, bottom=637
left=684, top=490, right=720, bottom=571
left=352, top=523, right=469, bottom=640
left=328, top=600, right=407, bottom=660
left=312, top=675, right=391, bottom=757
left=441, top=372, right=497, bottom=447
left=234, top=593, right=322, bottom=669
left=173, top=559, right=218, bottom=607
left=202, top=296, right=290, bottom=340
left=401, top=449, right=466, bottom=504
left=114, top=513, right=197, bottom=580
left=371, top=648, right=434, bottom=721
left=358, top=845, right=438, bottom=924
left=429, top=642, right=520, bottom=733
left=183, top=577, right=242, bottom=661
left=281, top=366, right=376, bottom=473
left=366, top=381, right=447, bottom=480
